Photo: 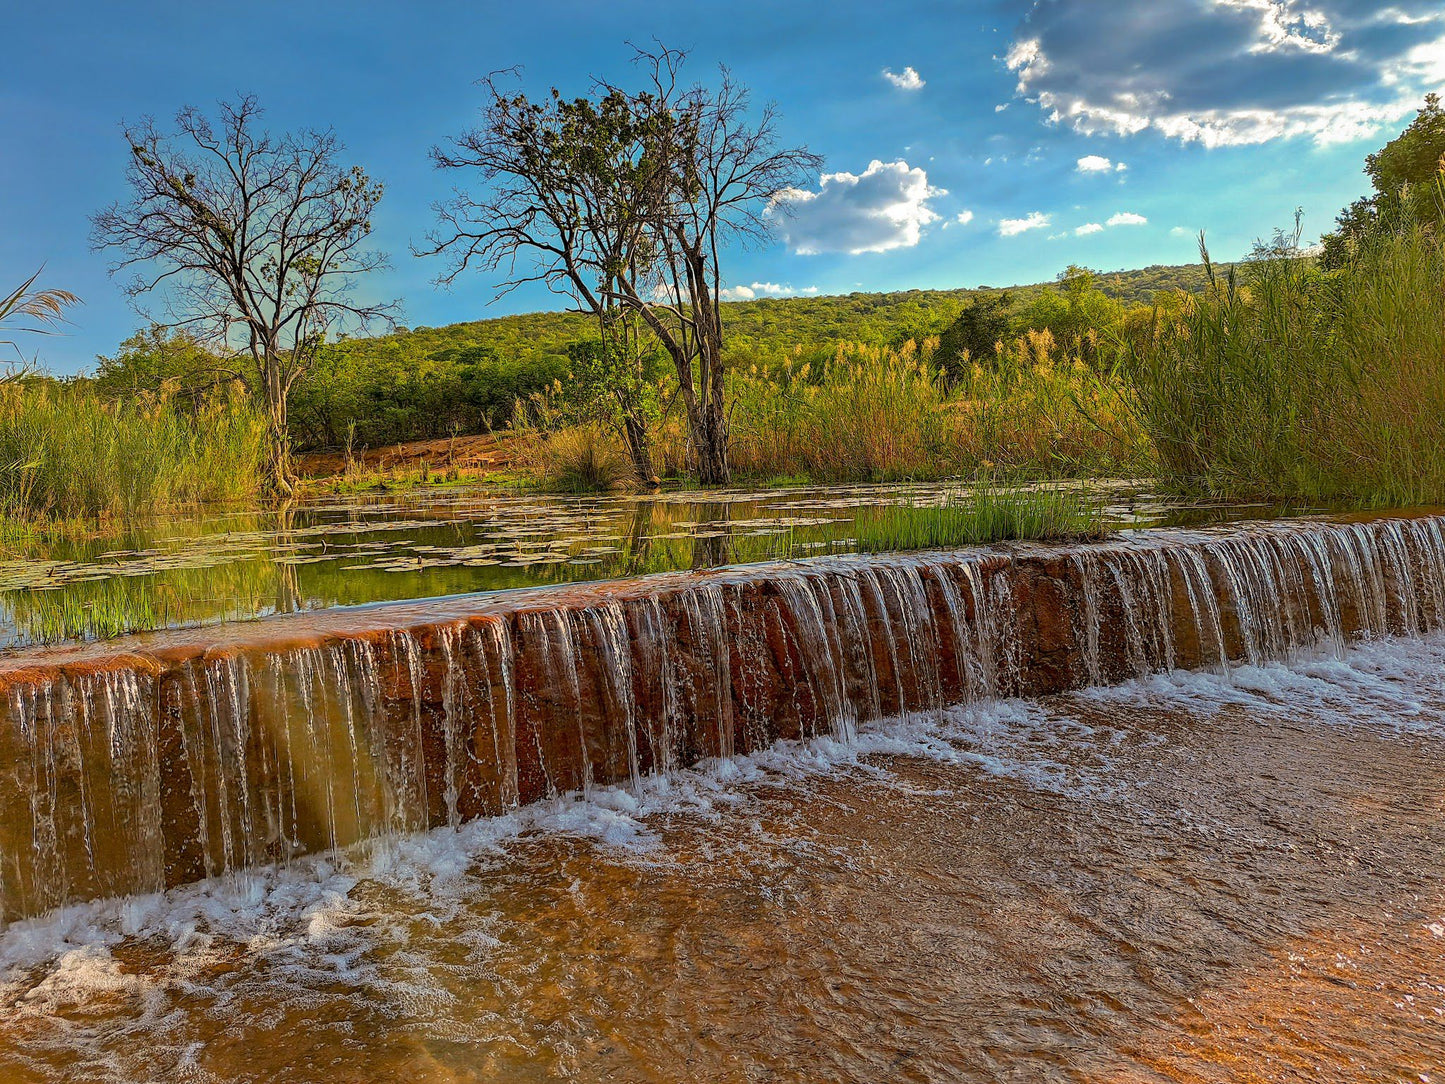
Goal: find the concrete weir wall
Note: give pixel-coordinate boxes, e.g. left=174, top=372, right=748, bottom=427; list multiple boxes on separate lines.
left=1, top=512, right=1444, bottom=920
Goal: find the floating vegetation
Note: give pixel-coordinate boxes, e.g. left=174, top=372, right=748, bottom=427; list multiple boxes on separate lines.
left=0, top=480, right=1206, bottom=648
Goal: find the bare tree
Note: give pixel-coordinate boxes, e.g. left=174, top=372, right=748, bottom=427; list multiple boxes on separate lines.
left=609, top=46, right=821, bottom=484
left=423, top=79, right=667, bottom=486
left=91, top=96, right=393, bottom=494
left=425, top=48, right=818, bottom=485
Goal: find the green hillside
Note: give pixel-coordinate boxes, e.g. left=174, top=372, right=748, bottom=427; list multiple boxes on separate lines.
left=291, top=262, right=1216, bottom=449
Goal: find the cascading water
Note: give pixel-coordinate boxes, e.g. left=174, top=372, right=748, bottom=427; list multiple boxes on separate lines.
left=1, top=512, right=1444, bottom=921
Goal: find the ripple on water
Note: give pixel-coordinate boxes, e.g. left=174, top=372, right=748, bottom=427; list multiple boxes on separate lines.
left=1, top=635, right=1445, bottom=1081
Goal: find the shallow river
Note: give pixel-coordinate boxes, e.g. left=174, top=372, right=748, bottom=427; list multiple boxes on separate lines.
left=0, top=634, right=1442, bottom=1082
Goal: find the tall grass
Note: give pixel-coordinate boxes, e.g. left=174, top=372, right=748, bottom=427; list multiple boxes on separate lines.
left=854, top=483, right=1107, bottom=552
left=0, top=384, right=267, bottom=521
left=1126, top=224, right=1445, bottom=505
left=519, top=423, right=632, bottom=493
left=727, top=337, right=1145, bottom=483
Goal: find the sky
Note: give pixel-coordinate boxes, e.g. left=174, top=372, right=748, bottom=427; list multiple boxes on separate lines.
left=3, top=0, right=1443, bottom=375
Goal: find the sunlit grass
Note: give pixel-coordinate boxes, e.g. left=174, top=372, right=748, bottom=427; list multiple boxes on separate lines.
left=853, top=483, right=1109, bottom=553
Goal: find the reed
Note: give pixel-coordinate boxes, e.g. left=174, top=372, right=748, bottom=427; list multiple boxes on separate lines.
left=727, top=337, right=1145, bottom=483
left=1125, top=223, right=1445, bottom=505
left=853, top=483, right=1108, bottom=553
left=0, top=383, right=267, bottom=521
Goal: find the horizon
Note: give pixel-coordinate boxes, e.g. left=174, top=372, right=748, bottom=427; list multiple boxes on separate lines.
left=4, top=0, right=1442, bottom=374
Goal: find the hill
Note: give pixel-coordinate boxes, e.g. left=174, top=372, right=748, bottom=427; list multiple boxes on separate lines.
left=293, top=262, right=1215, bottom=449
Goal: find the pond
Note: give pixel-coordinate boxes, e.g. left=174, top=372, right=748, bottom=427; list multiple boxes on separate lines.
left=0, top=480, right=1290, bottom=650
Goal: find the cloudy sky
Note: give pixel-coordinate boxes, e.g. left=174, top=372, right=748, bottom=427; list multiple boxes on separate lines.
left=4, top=0, right=1443, bottom=373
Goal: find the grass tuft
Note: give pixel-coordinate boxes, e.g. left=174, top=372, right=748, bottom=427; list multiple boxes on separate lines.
left=854, top=483, right=1109, bottom=553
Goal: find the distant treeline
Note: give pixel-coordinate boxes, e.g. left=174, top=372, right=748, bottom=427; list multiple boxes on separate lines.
left=81, top=261, right=1216, bottom=452
left=285, top=261, right=1217, bottom=449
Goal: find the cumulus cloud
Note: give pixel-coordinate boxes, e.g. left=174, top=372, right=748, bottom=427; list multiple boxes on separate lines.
left=719, top=282, right=820, bottom=301
left=998, top=211, right=1051, bottom=237
left=1077, top=154, right=1128, bottom=173
left=1005, top=0, right=1445, bottom=147
left=1075, top=222, right=1105, bottom=235
left=955, top=210, right=975, bottom=225
left=1107, top=211, right=1149, bottom=226
left=774, top=160, right=944, bottom=255
left=882, top=66, right=925, bottom=90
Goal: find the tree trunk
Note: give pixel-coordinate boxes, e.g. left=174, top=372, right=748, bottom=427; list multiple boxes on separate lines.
left=621, top=413, right=661, bottom=488
left=263, top=373, right=297, bottom=498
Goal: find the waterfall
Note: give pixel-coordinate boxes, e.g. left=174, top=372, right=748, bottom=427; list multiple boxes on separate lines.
left=1, top=513, right=1443, bottom=920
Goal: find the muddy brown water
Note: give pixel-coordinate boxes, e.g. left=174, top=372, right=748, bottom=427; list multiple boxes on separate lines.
left=0, top=640, right=1441, bottom=1083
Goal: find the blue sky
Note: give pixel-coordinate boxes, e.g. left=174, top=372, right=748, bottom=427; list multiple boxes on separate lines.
left=3, top=0, right=1442, bottom=374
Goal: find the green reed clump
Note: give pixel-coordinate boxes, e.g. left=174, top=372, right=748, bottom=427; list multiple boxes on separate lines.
left=1125, top=223, right=1445, bottom=505
left=0, top=383, right=268, bottom=520
left=727, top=337, right=1146, bottom=484
left=854, top=483, right=1108, bottom=553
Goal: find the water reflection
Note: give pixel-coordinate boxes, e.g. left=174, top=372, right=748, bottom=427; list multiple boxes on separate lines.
left=0, top=480, right=1324, bottom=649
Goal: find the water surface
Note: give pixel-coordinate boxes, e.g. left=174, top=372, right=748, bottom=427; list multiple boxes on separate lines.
left=0, top=480, right=1295, bottom=649
left=2, top=634, right=1441, bottom=1082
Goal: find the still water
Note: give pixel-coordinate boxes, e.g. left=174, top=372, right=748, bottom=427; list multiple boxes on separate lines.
left=0, top=480, right=1289, bottom=649
left=0, top=633, right=1441, bottom=1082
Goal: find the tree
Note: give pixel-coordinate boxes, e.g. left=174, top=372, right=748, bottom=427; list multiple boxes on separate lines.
left=91, top=96, right=393, bottom=494
left=1, top=270, right=79, bottom=371
left=425, top=46, right=819, bottom=485
left=1321, top=93, right=1445, bottom=267
left=1015, top=266, right=1122, bottom=367
left=93, top=324, right=234, bottom=405
left=934, top=290, right=1013, bottom=381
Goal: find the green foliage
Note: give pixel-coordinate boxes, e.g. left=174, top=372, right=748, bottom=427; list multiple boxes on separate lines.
left=1322, top=94, right=1445, bottom=267
left=290, top=336, right=568, bottom=447
left=0, top=383, right=267, bottom=520
left=934, top=290, right=1013, bottom=382
left=285, top=262, right=1214, bottom=453
left=1013, top=266, right=1125, bottom=368
left=853, top=483, right=1108, bottom=552
left=1125, top=223, right=1445, bottom=505
left=92, top=324, right=240, bottom=402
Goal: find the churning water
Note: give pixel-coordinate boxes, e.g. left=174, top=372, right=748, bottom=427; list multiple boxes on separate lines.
left=0, top=632, right=1443, bottom=1082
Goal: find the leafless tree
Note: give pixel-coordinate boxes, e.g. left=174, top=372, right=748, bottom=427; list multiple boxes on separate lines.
left=425, top=47, right=819, bottom=485
left=92, top=96, right=393, bottom=493
left=423, top=77, right=667, bottom=486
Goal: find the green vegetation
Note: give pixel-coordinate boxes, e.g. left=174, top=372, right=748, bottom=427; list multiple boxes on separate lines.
left=0, top=383, right=266, bottom=521
left=1321, top=93, right=1445, bottom=268
left=275, top=262, right=1211, bottom=453
left=854, top=483, right=1108, bottom=553
left=1128, top=221, right=1445, bottom=506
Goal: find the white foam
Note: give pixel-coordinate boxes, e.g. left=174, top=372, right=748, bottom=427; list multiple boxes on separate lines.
left=3, top=630, right=1444, bottom=1011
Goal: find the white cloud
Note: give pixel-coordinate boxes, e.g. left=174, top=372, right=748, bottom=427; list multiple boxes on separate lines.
left=882, top=66, right=925, bottom=90
left=1170, top=225, right=1198, bottom=237
left=1004, top=1, right=1443, bottom=147
left=998, top=211, right=1051, bottom=237
left=955, top=210, right=975, bottom=225
left=774, top=160, right=944, bottom=255
left=719, top=282, right=820, bottom=301
left=1076, top=155, right=1115, bottom=173
left=1075, top=222, right=1105, bottom=235
left=995, top=103, right=1010, bottom=112
left=1107, top=211, right=1149, bottom=226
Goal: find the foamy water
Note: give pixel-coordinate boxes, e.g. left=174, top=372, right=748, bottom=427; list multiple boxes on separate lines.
left=3, top=633, right=1445, bottom=1082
